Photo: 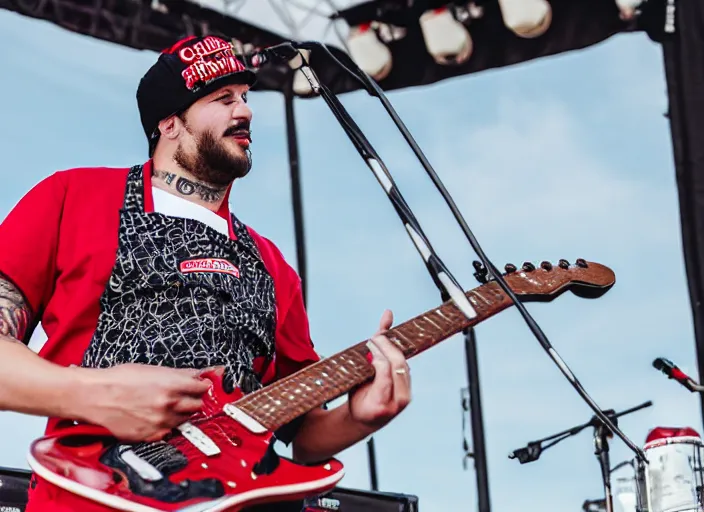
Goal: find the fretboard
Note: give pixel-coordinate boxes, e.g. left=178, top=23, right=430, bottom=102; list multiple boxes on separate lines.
left=234, top=279, right=515, bottom=431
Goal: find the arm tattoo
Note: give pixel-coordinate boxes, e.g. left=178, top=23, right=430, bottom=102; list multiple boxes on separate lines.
left=0, top=278, right=32, bottom=342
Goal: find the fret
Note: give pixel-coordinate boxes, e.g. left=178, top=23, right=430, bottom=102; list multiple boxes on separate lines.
left=432, top=305, right=460, bottom=332
left=476, top=292, right=492, bottom=308
left=426, top=306, right=456, bottom=336
left=235, top=282, right=518, bottom=431
left=393, top=324, right=419, bottom=357
left=409, top=316, right=436, bottom=339
left=237, top=345, right=373, bottom=429
left=388, top=328, right=414, bottom=353
left=468, top=288, right=491, bottom=308
left=422, top=314, right=443, bottom=332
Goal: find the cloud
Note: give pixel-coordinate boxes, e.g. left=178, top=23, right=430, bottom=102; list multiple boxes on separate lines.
left=427, top=97, right=671, bottom=246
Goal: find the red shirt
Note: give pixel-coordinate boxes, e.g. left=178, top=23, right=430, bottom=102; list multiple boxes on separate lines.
left=0, top=160, right=320, bottom=511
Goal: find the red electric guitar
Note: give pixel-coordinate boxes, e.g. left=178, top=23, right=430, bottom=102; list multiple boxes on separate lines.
left=27, top=258, right=615, bottom=512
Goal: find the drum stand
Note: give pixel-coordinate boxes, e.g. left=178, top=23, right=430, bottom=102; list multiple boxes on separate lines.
left=508, top=401, right=652, bottom=512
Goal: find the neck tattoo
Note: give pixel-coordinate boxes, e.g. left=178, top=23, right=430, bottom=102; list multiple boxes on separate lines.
left=153, top=169, right=226, bottom=203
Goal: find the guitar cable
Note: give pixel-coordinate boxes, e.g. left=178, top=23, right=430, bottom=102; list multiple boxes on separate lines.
left=290, top=41, right=648, bottom=464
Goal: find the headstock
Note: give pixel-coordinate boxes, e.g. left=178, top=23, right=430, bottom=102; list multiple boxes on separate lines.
left=472, top=258, right=615, bottom=302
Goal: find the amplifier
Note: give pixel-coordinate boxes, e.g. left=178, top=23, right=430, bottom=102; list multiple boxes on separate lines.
left=0, top=466, right=30, bottom=512
left=303, top=487, right=419, bottom=512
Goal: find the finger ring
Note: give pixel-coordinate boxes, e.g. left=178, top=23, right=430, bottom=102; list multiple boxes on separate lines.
left=394, top=368, right=407, bottom=375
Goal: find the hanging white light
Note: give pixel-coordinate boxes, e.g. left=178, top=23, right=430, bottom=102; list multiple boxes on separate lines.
left=498, top=0, right=552, bottom=38
left=419, top=6, right=473, bottom=65
left=346, top=23, right=393, bottom=81
left=614, top=0, right=643, bottom=20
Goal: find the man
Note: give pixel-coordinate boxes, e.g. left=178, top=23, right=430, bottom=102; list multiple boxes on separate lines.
left=0, top=35, right=411, bottom=511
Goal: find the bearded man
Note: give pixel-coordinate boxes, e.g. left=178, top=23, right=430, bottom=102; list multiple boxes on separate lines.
left=0, top=35, right=412, bottom=511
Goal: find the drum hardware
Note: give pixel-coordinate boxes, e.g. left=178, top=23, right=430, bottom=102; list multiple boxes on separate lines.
left=583, top=498, right=607, bottom=512
left=0, top=466, right=31, bottom=511
left=508, top=400, right=653, bottom=512
left=600, top=357, right=704, bottom=512
left=303, top=487, right=419, bottom=512
left=630, top=427, right=704, bottom=512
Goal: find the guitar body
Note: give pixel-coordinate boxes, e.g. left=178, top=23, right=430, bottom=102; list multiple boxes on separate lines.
left=28, top=369, right=344, bottom=512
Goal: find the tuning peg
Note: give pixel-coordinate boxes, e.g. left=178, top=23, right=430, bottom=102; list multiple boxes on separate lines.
left=558, top=259, right=570, bottom=269
left=504, top=263, right=517, bottom=274
left=522, top=262, right=536, bottom=271
left=576, top=258, right=588, bottom=268
left=473, top=260, right=489, bottom=283
left=540, top=261, right=552, bottom=271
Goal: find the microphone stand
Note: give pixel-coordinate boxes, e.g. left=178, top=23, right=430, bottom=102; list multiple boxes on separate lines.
left=594, top=413, right=615, bottom=512
left=286, top=40, right=648, bottom=468
left=267, top=41, right=658, bottom=512
left=508, top=401, right=652, bottom=512
left=290, top=45, right=493, bottom=510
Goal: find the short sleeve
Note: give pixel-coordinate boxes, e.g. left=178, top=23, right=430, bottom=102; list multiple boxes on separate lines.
left=0, top=173, right=66, bottom=325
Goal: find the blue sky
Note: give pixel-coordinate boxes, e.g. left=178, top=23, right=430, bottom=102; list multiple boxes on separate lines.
left=0, top=8, right=701, bottom=512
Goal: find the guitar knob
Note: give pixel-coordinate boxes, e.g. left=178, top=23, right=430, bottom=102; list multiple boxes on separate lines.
left=558, top=259, right=570, bottom=269
left=504, top=263, right=517, bottom=273
left=576, top=258, right=588, bottom=268
left=522, top=262, right=536, bottom=271
left=540, top=261, right=552, bottom=271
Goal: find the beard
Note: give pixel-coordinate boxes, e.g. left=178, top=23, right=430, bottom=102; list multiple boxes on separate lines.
left=173, top=126, right=252, bottom=186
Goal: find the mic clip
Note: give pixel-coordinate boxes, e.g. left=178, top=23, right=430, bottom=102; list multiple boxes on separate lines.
left=247, top=42, right=301, bottom=69
left=508, top=442, right=542, bottom=464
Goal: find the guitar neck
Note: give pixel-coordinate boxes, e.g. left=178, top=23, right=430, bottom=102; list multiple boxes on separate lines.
left=234, top=279, right=515, bottom=432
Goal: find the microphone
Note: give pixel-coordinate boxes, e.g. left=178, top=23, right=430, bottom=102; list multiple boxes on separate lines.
left=245, top=42, right=301, bottom=68
left=653, top=357, right=704, bottom=393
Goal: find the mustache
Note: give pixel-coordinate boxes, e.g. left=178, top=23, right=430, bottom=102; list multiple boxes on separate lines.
left=223, top=122, right=251, bottom=138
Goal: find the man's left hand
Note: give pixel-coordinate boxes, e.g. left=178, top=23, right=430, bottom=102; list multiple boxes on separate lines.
left=348, top=309, right=411, bottom=430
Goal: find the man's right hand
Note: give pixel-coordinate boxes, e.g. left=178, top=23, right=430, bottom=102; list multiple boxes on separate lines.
left=77, top=363, right=212, bottom=442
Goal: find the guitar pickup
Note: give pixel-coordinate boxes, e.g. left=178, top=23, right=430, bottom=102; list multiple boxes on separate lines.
left=178, top=422, right=222, bottom=457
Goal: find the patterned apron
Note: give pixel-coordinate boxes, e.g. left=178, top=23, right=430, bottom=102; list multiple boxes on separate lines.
left=27, top=166, right=298, bottom=512
left=82, top=165, right=276, bottom=395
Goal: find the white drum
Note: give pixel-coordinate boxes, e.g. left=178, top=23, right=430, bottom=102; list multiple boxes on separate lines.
left=636, top=427, right=704, bottom=512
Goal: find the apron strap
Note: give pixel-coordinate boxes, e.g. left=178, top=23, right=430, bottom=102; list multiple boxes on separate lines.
left=122, top=165, right=146, bottom=212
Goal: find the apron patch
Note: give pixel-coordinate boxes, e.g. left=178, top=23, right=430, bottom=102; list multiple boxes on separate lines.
left=180, top=258, right=240, bottom=278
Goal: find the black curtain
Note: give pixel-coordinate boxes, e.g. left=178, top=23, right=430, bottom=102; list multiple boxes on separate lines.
left=662, top=0, right=704, bottom=421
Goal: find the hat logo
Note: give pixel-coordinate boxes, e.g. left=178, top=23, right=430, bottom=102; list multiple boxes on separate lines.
left=178, top=36, right=247, bottom=92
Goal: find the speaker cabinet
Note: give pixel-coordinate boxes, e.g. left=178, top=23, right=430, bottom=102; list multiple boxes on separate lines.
left=0, top=466, right=30, bottom=512
left=0, top=467, right=419, bottom=512
left=304, top=487, right=419, bottom=512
